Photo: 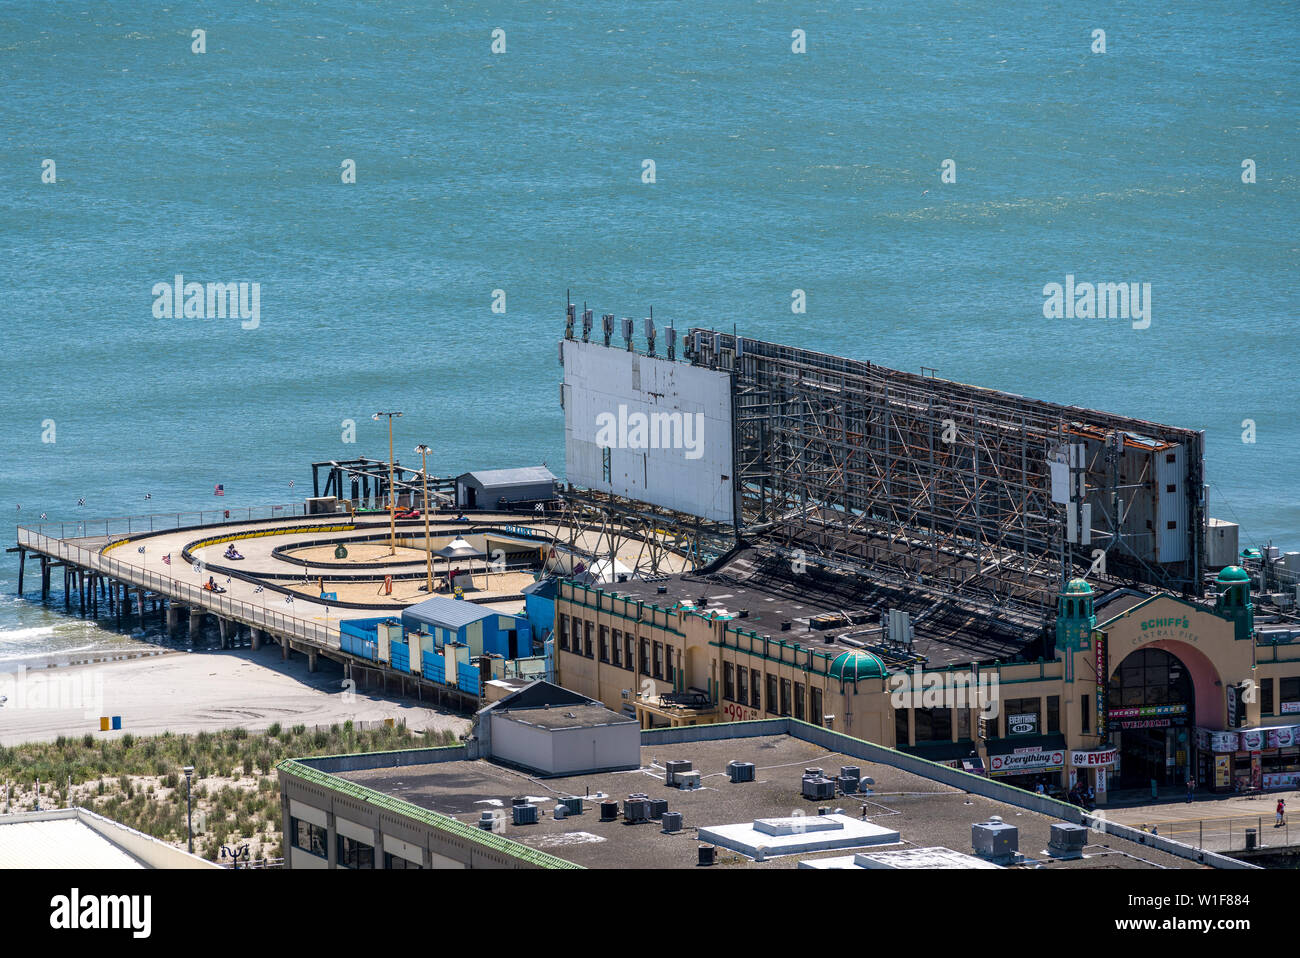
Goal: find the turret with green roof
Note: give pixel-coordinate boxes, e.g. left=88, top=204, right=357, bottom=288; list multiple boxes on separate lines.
left=1055, top=577, right=1096, bottom=655
left=1214, top=565, right=1254, bottom=641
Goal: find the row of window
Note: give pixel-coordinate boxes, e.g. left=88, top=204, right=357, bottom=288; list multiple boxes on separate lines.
left=893, top=696, right=1062, bottom=746
left=720, top=662, right=824, bottom=725
left=1261, top=677, right=1300, bottom=717
left=291, top=818, right=423, bottom=869
left=557, top=613, right=676, bottom=682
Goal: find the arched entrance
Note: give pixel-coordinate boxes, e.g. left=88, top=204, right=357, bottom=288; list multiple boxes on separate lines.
left=1108, top=647, right=1196, bottom=789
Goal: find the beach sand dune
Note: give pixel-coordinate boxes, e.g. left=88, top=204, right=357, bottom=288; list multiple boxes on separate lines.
left=0, top=646, right=470, bottom=746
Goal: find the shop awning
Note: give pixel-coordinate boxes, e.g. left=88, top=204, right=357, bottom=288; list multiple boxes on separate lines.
left=899, top=740, right=980, bottom=763
left=984, top=733, right=1067, bottom=756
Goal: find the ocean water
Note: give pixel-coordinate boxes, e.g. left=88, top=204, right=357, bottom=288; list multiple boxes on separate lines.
left=0, top=1, right=1296, bottom=661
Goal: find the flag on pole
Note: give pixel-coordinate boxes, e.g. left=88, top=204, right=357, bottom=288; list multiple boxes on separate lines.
left=137, top=546, right=145, bottom=555
left=285, top=595, right=294, bottom=604
left=254, top=585, right=264, bottom=594
left=214, top=484, right=225, bottom=496
left=39, top=512, right=47, bottom=520
left=193, top=560, right=202, bottom=574
left=77, top=498, right=85, bottom=506
left=144, top=493, right=152, bottom=500
left=163, top=554, right=171, bottom=566
left=288, top=480, right=295, bottom=487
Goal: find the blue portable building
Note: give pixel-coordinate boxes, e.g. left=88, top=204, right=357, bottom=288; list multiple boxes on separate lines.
left=400, top=594, right=532, bottom=660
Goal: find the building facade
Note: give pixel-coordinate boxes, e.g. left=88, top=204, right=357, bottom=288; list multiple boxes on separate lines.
left=553, top=566, right=1300, bottom=801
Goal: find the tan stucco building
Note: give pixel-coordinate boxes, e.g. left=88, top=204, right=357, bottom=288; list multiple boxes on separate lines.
left=554, top=558, right=1300, bottom=803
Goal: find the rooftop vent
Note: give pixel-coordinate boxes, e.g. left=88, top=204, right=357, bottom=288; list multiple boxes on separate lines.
left=657, top=585, right=668, bottom=594
left=781, top=621, right=792, bottom=631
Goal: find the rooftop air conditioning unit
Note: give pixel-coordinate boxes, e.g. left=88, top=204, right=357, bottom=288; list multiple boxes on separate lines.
left=664, top=759, right=693, bottom=786
left=727, top=761, right=756, bottom=783
left=512, top=804, right=538, bottom=826
left=972, top=820, right=1019, bottom=862
left=676, top=771, right=702, bottom=790
left=1048, top=822, right=1089, bottom=856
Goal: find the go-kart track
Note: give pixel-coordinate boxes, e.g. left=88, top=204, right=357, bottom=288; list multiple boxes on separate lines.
left=12, top=503, right=694, bottom=708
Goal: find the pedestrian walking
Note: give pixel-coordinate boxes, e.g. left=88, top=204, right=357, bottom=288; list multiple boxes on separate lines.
left=1277, top=798, right=1286, bottom=827
left=1186, top=776, right=1195, bottom=803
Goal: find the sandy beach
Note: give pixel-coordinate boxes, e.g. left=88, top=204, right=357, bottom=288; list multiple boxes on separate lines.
left=0, top=645, right=471, bottom=746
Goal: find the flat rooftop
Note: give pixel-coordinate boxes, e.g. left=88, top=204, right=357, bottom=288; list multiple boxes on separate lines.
left=602, top=549, right=1048, bottom=668
left=497, top=702, right=634, bottom=731
left=336, top=735, right=1199, bottom=869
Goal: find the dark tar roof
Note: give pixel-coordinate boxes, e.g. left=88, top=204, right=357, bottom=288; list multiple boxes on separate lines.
left=593, top=548, right=1046, bottom=668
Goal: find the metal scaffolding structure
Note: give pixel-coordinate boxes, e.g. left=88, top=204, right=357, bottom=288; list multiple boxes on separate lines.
left=311, top=458, right=454, bottom=510
left=684, top=330, right=1205, bottom=617
left=551, top=488, right=734, bottom=581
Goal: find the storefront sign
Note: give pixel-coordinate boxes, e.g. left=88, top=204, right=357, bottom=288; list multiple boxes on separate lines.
left=1008, top=713, right=1039, bottom=735
left=1196, top=728, right=1239, bottom=752
left=1282, top=702, right=1300, bottom=715
left=989, top=750, right=1065, bottom=775
left=1109, top=704, right=1187, bottom=719
left=720, top=702, right=758, bottom=723
left=1263, top=772, right=1300, bottom=789
left=1070, top=748, right=1118, bottom=767
left=1096, top=767, right=1108, bottom=794
left=1096, top=637, right=1107, bottom=740
left=1239, top=729, right=1266, bottom=751
left=1266, top=726, right=1299, bottom=748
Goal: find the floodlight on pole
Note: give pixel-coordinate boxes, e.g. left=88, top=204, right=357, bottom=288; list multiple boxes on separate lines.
left=373, top=412, right=403, bottom=554
left=414, top=443, right=434, bottom=595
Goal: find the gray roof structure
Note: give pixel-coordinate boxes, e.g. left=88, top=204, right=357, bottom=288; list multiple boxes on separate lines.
left=401, top=594, right=501, bottom=631
left=457, top=467, right=557, bottom=489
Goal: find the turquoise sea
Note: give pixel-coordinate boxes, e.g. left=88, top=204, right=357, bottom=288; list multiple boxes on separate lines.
left=1, top=1, right=1296, bottom=662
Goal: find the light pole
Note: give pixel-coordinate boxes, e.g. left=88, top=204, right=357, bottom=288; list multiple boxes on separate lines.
left=414, top=444, right=434, bottom=594
left=183, top=765, right=194, bottom=853
left=372, top=411, right=403, bottom=554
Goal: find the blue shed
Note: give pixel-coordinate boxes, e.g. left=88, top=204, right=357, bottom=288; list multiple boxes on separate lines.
left=400, top=595, right=532, bottom=660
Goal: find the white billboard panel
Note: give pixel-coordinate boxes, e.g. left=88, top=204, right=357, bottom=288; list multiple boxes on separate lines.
left=562, top=339, right=734, bottom=523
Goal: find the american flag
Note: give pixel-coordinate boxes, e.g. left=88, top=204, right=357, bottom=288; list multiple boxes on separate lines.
left=39, top=512, right=47, bottom=520
left=254, top=585, right=264, bottom=594
left=192, top=560, right=202, bottom=574
left=285, top=595, right=294, bottom=604
left=77, top=497, right=85, bottom=506
left=137, top=546, right=145, bottom=554
left=163, top=554, right=171, bottom=565
left=214, top=484, right=224, bottom=496
left=288, top=479, right=295, bottom=487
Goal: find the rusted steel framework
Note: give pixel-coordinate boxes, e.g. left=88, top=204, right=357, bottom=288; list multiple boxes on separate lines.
left=312, top=458, right=454, bottom=509
left=686, top=331, right=1205, bottom=616
left=552, top=488, right=733, bottom=580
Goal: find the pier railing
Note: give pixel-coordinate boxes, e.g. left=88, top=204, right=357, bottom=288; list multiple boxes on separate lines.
left=15, top=527, right=336, bottom=649
left=14, top=502, right=314, bottom=543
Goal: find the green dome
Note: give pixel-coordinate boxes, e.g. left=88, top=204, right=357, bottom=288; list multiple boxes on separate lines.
left=1063, top=578, right=1093, bottom=595
left=829, top=649, right=887, bottom=682
left=1216, top=565, right=1251, bottom=583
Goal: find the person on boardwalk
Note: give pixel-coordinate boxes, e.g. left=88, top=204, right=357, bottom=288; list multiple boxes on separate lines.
left=1277, top=798, right=1286, bottom=827
left=1186, top=776, right=1195, bottom=803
